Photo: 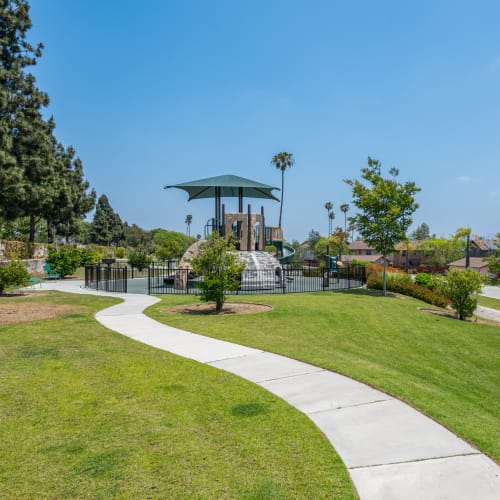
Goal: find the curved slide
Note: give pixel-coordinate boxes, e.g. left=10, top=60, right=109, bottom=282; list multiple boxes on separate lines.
left=278, top=242, right=295, bottom=264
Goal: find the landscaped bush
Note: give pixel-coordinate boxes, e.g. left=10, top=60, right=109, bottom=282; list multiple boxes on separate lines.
left=46, top=247, right=80, bottom=278
left=0, top=260, right=30, bottom=294
left=73, top=247, right=101, bottom=266
left=415, top=272, right=441, bottom=290
left=128, top=251, right=152, bottom=271
left=441, top=268, right=482, bottom=320
left=367, top=267, right=448, bottom=308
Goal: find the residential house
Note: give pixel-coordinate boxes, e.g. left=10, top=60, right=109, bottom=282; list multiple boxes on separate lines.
left=447, top=257, right=493, bottom=277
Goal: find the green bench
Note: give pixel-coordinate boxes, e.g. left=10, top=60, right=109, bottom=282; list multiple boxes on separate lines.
left=43, top=264, right=61, bottom=279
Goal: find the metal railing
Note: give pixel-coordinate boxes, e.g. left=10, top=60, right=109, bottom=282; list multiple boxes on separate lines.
left=85, top=262, right=366, bottom=295
left=148, top=262, right=366, bottom=295
left=84, top=264, right=128, bottom=293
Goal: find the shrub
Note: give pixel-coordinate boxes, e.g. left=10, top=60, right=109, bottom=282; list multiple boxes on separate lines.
left=74, top=247, right=101, bottom=266
left=367, top=268, right=448, bottom=308
left=128, top=251, right=152, bottom=271
left=441, top=268, right=482, bottom=320
left=114, top=247, right=126, bottom=258
left=415, top=272, right=440, bottom=290
left=46, top=247, right=80, bottom=278
left=0, top=260, right=30, bottom=294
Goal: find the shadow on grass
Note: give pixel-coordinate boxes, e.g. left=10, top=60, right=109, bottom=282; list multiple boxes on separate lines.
left=231, top=403, right=270, bottom=418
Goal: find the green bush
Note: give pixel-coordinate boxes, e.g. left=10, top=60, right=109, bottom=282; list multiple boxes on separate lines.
left=367, top=273, right=448, bottom=308
left=114, top=247, right=126, bottom=258
left=190, top=233, right=246, bottom=313
left=415, top=272, right=440, bottom=290
left=128, top=251, right=152, bottom=271
left=0, top=260, right=30, bottom=293
left=73, top=247, right=101, bottom=266
left=441, top=268, right=482, bottom=320
left=46, top=247, right=80, bottom=278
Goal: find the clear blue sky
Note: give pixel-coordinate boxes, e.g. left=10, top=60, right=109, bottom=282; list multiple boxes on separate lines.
left=29, top=0, right=499, bottom=241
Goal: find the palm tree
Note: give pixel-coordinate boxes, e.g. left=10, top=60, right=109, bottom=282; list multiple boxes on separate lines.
left=271, top=151, right=295, bottom=227
left=185, top=214, right=192, bottom=236
left=453, top=227, right=472, bottom=268
left=340, top=203, right=349, bottom=235
left=325, top=201, right=333, bottom=234
left=328, top=211, right=335, bottom=236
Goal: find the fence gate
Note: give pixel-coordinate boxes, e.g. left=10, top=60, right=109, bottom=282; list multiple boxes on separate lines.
left=85, top=264, right=128, bottom=293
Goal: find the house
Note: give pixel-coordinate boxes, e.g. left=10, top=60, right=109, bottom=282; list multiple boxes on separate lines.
left=347, top=241, right=384, bottom=265
left=341, top=254, right=384, bottom=265
left=392, top=240, right=427, bottom=268
left=349, top=240, right=376, bottom=255
left=447, top=257, right=492, bottom=277
left=470, top=239, right=494, bottom=258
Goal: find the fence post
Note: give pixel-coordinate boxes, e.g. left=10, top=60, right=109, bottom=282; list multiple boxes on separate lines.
left=147, top=265, right=151, bottom=295
left=347, top=263, right=351, bottom=290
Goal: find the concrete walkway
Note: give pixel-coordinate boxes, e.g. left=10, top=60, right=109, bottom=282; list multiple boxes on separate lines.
left=475, top=285, right=500, bottom=322
left=38, top=281, right=500, bottom=499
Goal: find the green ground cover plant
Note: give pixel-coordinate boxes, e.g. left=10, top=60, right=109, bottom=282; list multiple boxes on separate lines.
left=0, top=292, right=354, bottom=498
left=147, top=290, right=500, bottom=461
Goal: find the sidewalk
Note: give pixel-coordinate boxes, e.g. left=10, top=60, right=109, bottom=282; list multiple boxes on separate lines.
left=38, top=280, right=500, bottom=499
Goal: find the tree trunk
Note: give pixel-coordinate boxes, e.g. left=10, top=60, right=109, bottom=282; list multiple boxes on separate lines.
left=278, top=170, right=284, bottom=227
left=28, top=213, right=36, bottom=243
left=216, top=299, right=223, bottom=314
left=47, top=219, right=55, bottom=244
left=383, top=255, right=387, bottom=296
left=465, top=233, right=470, bottom=269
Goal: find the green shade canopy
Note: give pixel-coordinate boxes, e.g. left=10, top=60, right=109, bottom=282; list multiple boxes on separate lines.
left=164, top=174, right=280, bottom=202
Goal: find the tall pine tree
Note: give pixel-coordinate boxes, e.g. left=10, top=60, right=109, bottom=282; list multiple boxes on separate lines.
left=1, top=1, right=95, bottom=243
left=89, top=194, right=124, bottom=246
left=0, top=0, right=48, bottom=221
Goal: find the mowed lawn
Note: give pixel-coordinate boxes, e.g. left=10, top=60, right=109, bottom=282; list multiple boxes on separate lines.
left=147, top=290, right=500, bottom=462
left=478, top=295, right=500, bottom=311
left=0, top=292, right=355, bottom=499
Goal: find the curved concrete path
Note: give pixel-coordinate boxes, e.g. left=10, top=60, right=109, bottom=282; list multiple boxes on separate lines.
left=39, top=281, right=500, bottom=499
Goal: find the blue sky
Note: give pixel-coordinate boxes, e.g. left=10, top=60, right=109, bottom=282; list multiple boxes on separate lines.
left=28, top=0, right=499, bottom=241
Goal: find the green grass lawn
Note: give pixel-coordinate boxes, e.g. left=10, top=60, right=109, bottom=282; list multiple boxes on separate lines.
left=0, top=292, right=354, bottom=498
left=146, top=290, right=500, bottom=462
left=478, top=294, right=500, bottom=311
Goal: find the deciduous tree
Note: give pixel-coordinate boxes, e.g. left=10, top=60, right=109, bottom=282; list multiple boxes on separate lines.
left=345, top=157, right=420, bottom=295
left=190, top=233, right=246, bottom=313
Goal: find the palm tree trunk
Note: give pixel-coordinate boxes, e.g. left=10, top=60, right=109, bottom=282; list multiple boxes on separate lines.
left=278, top=170, right=284, bottom=227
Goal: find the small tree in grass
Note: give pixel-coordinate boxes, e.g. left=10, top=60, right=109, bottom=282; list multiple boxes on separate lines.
left=345, top=157, right=420, bottom=296
left=190, top=233, right=246, bottom=313
left=442, top=268, right=482, bottom=320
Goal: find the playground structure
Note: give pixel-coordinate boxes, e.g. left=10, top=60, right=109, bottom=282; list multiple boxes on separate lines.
left=166, top=174, right=292, bottom=255
left=84, top=173, right=366, bottom=295
left=165, top=174, right=297, bottom=291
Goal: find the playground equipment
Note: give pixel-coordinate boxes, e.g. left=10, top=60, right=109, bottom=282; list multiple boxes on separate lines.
left=166, top=174, right=295, bottom=283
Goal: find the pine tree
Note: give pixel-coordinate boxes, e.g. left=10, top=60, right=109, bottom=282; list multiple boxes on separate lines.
left=1, top=1, right=95, bottom=243
left=89, top=194, right=124, bottom=246
left=0, top=0, right=48, bottom=220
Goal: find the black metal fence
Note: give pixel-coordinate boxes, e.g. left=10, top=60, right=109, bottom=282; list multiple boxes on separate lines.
left=85, top=264, right=128, bottom=293
left=148, top=262, right=366, bottom=295
left=85, top=262, right=366, bottom=295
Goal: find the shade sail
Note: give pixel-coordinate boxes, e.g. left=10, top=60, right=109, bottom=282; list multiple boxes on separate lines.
left=164, top=174, right=280, bottom=202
